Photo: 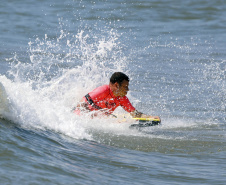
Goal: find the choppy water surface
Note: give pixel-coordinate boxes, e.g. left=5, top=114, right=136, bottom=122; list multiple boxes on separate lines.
left=0, top=0, right=225, bottom=184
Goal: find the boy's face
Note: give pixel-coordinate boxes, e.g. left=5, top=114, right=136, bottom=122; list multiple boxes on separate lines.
left=116, top=80, right=129, bottom=97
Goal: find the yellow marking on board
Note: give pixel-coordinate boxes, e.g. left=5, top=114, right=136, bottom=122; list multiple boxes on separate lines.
left=132, top=117, right=160, bottom=122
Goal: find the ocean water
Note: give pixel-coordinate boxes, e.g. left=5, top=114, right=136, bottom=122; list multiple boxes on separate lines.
left=0, top=0, right=225, bottom=184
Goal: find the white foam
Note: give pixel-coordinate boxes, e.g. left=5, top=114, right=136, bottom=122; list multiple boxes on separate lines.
left=0, top=79, right=10, bottom=117
left=0, top=28, right=134, bottom=140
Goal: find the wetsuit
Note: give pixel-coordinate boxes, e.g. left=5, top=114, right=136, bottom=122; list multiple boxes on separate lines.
left=75, top=85, right=135, bottom=115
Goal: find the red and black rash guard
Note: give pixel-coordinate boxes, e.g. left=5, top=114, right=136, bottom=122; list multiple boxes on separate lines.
left=82, top=85, right=135, bottom=114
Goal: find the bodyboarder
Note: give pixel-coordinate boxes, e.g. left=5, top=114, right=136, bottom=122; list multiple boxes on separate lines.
left=73, top=72, right=160, bottom=121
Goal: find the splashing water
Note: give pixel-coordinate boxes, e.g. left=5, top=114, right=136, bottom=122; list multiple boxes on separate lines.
left=1, top=26, right=135, bottom=140
left=0, top=22, right=225, bottom=142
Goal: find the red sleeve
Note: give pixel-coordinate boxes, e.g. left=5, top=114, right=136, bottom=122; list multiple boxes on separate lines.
left=120, top=96, right=136, bottom=113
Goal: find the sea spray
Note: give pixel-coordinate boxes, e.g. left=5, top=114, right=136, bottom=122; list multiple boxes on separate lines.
left=1, top=21, right=225, bottom=142
left=1, top=27, right=136, bottom=140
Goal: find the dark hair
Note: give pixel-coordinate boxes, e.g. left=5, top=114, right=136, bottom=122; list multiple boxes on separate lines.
left=110, top=72, right=129, bottom=85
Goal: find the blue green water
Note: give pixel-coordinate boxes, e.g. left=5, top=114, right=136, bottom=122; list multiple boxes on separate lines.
left=0, top=0, right=225, bottom=184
